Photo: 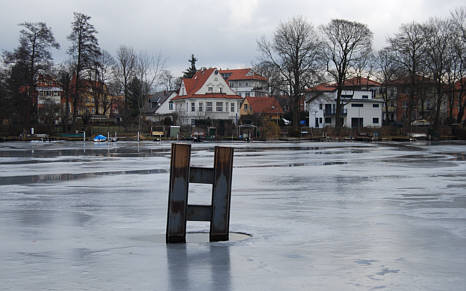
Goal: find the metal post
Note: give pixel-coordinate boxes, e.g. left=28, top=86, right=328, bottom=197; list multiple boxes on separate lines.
left=166, top=144, right=191, bottom=243
left=166, top=144, right=234, bottom=243
left=210, top=146, right=234, bottom=241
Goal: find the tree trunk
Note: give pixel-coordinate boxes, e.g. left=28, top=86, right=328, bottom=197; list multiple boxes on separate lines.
left=335, top=86, right=343, bottom=136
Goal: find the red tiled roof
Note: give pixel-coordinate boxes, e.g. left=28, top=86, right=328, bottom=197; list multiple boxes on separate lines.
left=182, top=68, right=216, bottom=95
left=308, top=77, right=381, bottom=92
left=219, top=68, right=267, bottom=81
left=386, top=75, right=436, bottom=86
left=343, top=77, right=381, bottom=87
left=246, top=96, right=283, bottom=114
left=308, top=83, right=336, bottom=92
left=172, top=93, right=242, bottom=101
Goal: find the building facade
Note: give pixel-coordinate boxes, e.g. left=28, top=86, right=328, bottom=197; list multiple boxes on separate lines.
left=307, top=88, right=383, bottom=129
left=173, top=68, right=242, bottom=126
left=240, top=96, right=283, bottom=121
left=219, top=68, right=268, bottom=97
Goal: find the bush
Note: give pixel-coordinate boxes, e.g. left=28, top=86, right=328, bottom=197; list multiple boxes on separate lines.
left=262, top=121, right=280, bottom=140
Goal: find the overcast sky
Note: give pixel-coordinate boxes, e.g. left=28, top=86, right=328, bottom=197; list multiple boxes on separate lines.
left=1, top=0, right=464, bottom=75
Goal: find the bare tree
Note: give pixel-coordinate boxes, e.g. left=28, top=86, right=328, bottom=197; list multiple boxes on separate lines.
left=134, top=52, right=165, bottom=130
left=88, top=50, right=115, bottom=115
left=388, top=22, right=426, bottom=125
left=376, top=47, right=400, bottom=123
left=449, top=7, right=466, bottom=123
left=159, top=69, right=178, bottom=92
left=422, top=18, right=454, bottom=130
left=253, top=61, right=285, bottom=97
left=257, top=16, right=322, bottom=134
left=321, top=19, right=373, bottom=133
left=67, top=12, right=100, bottom=126
left=56, top=61, right=74, bottom=131
left=114, top=46, right=136, bottom=123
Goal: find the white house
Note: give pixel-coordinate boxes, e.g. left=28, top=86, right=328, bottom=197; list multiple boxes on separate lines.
left=155, top=91, right=178, bottom=115
left=142, top=91, right=177, bottom=123
left=173, top=68, right=243, bottom=126
left=219, top=68, right=268, bottom=97
left=307, top=85, right=383, bottom=129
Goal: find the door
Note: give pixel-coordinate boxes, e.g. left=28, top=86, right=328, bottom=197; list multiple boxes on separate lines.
left=351, top=118, right=363, bottom=129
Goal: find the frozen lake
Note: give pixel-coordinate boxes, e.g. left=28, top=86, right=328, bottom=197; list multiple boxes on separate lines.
left=0, top=140, right=465, bottom=290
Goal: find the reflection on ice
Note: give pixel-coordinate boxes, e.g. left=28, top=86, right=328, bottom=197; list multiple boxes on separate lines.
left=0, top=140, right=465, bottom=290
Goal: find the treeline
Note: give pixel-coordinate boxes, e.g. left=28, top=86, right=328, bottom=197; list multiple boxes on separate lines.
left=256, top=7, right=465, bottom=134
left=0, top=8, right=465, bottom=135
left=0, top=12, right=177, bottom=134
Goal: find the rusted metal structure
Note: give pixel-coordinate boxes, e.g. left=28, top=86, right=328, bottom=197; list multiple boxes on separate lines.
left=166, top=143, right=234, bottom=243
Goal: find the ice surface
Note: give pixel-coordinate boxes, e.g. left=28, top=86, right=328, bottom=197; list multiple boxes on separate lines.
left=0, top=140, right=465, bottom=290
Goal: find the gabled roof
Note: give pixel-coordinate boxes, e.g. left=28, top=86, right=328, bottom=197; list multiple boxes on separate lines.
left=308, top=77, right=381, bottom=92
left=308, top=83, right=336, bottom=92
left=183, top=68, right=216, bottom=95
left=175, top=67, right=241, bottom=100
left=343, top=77, right=381, bottom=87
left=245, top=96, right=283, bottom=114
left=219, top=68, right=267, bottom=81
left=386, top=75, right=436, bottom=86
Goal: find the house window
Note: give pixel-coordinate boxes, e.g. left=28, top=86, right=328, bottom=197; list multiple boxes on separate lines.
left=199, top=102, right=203, bottom=112
left=373, top=118, right=379, bottom=124
left=191, top=102, right=195, bottom=112
left=362, top=95, right=368, bottom=99
left=219, top=87, right=223, bottom=93
left=245, top=92, right=250, bottom=97
left=325, top=117, right=331, bottom=123
left=319, top=104, right=323, bottom=110
left=244, top=104, right=248, bottom=111
left=169, top=101, right=173, bottom=110
left=231, top=103, right=235, bottom=112
left=208, top=87, right=213, bottom=92
left=191, top=119, right=196, bottom=126
left=373, top=104, right=379, bottom=108
left=319, top=118, right=322, bottom=123
left=206, top=102, right=212, bottom=112
left=351, top=104, right=363, bottom=107
left=216, top=102, right=223, bottom=112
left=152, top=102, right=157, bottom=108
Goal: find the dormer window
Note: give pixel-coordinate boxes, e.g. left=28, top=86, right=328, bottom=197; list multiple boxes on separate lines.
left=208, top=87, right=213, bottom=93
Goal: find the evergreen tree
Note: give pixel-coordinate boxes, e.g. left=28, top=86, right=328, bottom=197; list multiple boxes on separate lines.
left=127, top=76, right=143, bottom=121
left=3, top=22, right=59, bottom=128
left=183, top=54, right=197, bottom=78
left=67, top=12, right=100, bottom=126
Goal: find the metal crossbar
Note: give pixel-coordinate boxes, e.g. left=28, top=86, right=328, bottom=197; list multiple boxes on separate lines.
left=166, top=143, right=234, bottom=243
